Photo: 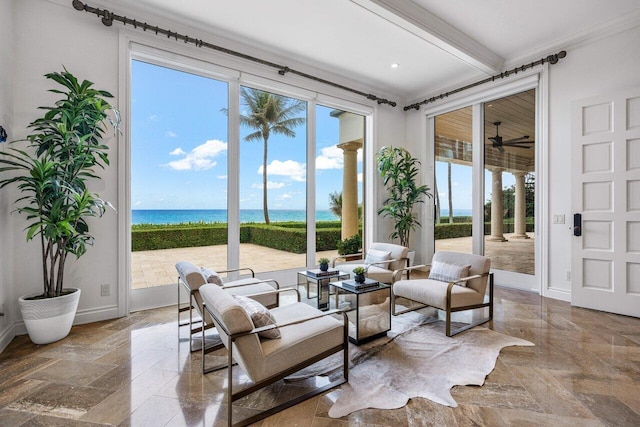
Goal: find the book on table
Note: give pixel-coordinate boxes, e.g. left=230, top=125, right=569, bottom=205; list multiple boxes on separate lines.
left=306, top=268, right=341, bottom=278
left=341, top=278, right=380, bottom=290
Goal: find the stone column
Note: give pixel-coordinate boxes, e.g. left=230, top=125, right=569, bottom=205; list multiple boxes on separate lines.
left=512, top=172, right=530, bottom=239
left=338, top=140, right=361, bottom=239
left=487, top=168, right=507, bottom=242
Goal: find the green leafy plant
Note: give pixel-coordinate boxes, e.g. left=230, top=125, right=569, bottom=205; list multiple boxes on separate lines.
left=318, top=257, right=330, bottom=265
left=352, top=266, right=366, bottom=275
left=376, top=146, right=432, bottom=248
left=336, top=234, right=361, bottom=255
left=0, top=69, right=119, bottom=298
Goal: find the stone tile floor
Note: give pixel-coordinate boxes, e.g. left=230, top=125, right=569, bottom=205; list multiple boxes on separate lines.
left=1, top=284, right=639, bottom=426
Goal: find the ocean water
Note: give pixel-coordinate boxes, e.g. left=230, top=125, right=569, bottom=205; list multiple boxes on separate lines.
left=132, top=209, right=339, bottom=225
left=132, top=208, right=473, bottom=225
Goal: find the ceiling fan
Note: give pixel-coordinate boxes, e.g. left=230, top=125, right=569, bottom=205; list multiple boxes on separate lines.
left=488, top=121, right=534, bottom=153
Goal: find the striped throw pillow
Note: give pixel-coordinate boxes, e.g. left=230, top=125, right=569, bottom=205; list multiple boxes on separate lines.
left=234, top=295, right=281, bottom=339
left=428, top=261, right=471, bottom=287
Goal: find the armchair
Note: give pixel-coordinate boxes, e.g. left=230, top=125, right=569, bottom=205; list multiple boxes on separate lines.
left=175, top=261, right=281, bottom=352
left=200, top=283, right=348, bottom=427
left=333, top=242, right=409, bottom=284
left=391, top=251, right=493, bottom=337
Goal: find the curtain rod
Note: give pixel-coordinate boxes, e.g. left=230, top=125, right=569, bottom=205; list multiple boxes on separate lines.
left=71, top=0, right=398, bottom=107
left=404, top=50, right=567, bottom=111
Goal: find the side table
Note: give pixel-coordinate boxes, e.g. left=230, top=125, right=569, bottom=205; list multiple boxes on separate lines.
left=297, top=270, right=350, bottom=311
left=329, top=281, right=391, bottom=344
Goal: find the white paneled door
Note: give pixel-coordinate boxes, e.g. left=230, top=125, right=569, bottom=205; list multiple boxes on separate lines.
left=571, top=90, right=640, bottom=317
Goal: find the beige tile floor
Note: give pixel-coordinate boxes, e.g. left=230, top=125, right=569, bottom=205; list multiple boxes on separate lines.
left=1, top=285, right=639, bottom=426
left=131, top=234, right=534, bottom=289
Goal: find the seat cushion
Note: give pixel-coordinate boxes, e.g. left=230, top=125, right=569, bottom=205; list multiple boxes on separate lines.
left=343, top=263, right=393, bottom=284
left=233, top=295, right=281, bottom=339
left=428, top=261, right=471, bottom=286
left=393, top=278, right=483, bottom=309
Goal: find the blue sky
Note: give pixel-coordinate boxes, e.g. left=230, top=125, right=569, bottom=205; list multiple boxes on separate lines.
left=131, top=60, right=362, bottom=211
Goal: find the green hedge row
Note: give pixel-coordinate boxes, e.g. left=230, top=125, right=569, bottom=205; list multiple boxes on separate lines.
left=132, top=222, right=343, bottom=252
left=132, top=221, right=533, bottom=252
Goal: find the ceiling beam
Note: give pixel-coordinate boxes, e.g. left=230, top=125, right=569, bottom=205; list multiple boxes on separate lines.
left=351, top=0, right=504, bottom=75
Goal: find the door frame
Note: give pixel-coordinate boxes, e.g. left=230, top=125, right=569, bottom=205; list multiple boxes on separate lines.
left=422, top=72, right=546, bottom=294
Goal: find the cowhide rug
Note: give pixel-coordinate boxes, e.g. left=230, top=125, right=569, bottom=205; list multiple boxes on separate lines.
left=327, top=322, right=534, bottom=418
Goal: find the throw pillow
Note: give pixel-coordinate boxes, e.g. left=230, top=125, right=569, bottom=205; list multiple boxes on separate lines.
left=201, top=267, right=223, bottom=286
left=233, top=295, right=281, bottom=339
left=428, top=261, right=472, bottom=286
left=365, top=249, right=392, bottom=267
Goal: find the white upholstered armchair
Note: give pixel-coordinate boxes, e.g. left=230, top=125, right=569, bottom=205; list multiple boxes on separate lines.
left=391, top=251, right=494, bottom=336
left=332, top=242, right=409, bottom=284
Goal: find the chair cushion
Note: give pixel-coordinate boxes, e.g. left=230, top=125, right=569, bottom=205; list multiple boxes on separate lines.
left=343, top=263, right=393, bottom=284
left=365, top=249, right=391, bottom=266
left=233, top=295, right=281, bottom=339
left=223, top=279, right=278, bottom=308
left=201, top=267, right=223, bottom=286
left=428, top=261, right=471, bottom=286
left=393, top=278, right=483, bottom=309
left=369, top=242, right=408, bottom=271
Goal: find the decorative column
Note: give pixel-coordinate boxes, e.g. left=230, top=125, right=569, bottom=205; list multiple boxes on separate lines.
left=338, top=140, right=361, bottom=239
left=487, top=168, right=506, bottom=242
left=512, top=172, right=530, bottom=239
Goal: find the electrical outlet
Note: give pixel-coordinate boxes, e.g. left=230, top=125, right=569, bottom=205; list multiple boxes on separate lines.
left=553, top=214, right=565, bottom=224
left=101, top=284, right=110, bottom=297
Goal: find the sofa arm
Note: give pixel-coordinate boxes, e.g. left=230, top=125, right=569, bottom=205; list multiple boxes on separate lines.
left=236, top=309, right=347, bottom=338
left=391, top=264, right=427, bottom=283
left=218, top=267, right=256, bottom=278
left=223, top=278, right=280, bottom=290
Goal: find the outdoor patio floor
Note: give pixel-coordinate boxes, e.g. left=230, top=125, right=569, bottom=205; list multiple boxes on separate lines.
left=131, top=233, right=534, bottom=289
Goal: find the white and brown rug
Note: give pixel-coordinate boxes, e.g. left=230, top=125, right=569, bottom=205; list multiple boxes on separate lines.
left=326, top=321, right=534, bottom=418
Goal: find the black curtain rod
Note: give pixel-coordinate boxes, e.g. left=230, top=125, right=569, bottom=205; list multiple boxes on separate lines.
left=71, top=0, right=397, bottom=107
left=404, top=50, right=567, bottom=111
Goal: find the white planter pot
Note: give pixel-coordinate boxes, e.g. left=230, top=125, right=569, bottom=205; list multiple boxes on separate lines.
left=18, top=288, right=81, bottom=345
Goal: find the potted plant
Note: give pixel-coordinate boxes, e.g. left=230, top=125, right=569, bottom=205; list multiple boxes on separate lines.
left=352, top=266, right=366, bottom=283
left=318, top=257, right=330, bottom=271
left=0, top=69, right=119, bottom=344
left=376, top=146, right=432, bottom=252
left=336, top=234, right=362, bottom=262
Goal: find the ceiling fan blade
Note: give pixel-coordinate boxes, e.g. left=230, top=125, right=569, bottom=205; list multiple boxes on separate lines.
left=502, top=135, right=530, bottom=143
left=503, top=141, right=535, bottom=146
left=488, top=136, right=500, bottom=143
left=496, top=145, right=505, bottom=153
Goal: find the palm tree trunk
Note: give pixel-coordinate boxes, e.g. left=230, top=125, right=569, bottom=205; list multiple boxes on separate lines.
left=262, top=137, right=270, bottom=224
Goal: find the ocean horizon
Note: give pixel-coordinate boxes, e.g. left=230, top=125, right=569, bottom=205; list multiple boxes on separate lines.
left=132, top=208, right=472, bottom=225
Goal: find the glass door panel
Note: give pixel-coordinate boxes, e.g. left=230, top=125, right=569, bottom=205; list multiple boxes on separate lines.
left=130, top=60, right=228, bottom=290
left=315, top=105, right=364, bottom=268
left=434, top=106, right=473, bottom=254
left=238, top=86, right=307, bottom=274
left=483, top=89, right=536, bottom=275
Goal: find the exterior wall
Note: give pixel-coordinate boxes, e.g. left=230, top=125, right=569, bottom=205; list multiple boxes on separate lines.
left=0, top=0, right=15, bottom=351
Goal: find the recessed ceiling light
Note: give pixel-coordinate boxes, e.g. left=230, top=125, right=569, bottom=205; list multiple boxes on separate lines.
left=390, top=63, right=399, bottom=69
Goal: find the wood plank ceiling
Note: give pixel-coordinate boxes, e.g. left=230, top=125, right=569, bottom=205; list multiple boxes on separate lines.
left=434, top=89, right=535, bottom=172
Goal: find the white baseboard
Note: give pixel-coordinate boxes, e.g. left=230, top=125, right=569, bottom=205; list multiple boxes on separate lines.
left=0, top=323, right=16, bottom=354
left=13, top=304, right=121, bottom=336
left=543, top=287, right=571, bottom=303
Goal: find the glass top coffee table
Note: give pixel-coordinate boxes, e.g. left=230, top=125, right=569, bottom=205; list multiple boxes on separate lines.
left=329, top=280, right=391, bottom=344
left=297, top=269, right=350, bottom=311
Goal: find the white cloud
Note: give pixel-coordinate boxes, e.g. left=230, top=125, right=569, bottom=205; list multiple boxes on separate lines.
left=166, top=139, right=227, bottom=171
left=277, top=192, right=295, bottom=200
left=217, top=175, right=227, bottom=180
left=166, top=130, right=177, bottom=138
left=148, top=114, right=158, bottom=122
left=316, top=145, right=343, bottom=170
left=252, top=181, right=285, bottom=190
left=358, top=172, right=363, bottom=183
left=169, top=147, right=186, bottom=156
left=258, top=159, right=306, bottom=182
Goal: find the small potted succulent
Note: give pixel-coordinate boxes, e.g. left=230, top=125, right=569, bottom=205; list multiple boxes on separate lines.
left=318, top=257, right=330, bottom=271
left=352, top=266, right=366, bottom=283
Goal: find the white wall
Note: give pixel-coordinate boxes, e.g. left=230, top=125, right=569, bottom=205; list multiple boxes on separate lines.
left=0, top=0, right=15, bottom=351
left=10, top=0, right=121, bottom=331
left=545, top=25, right=640, bottom=298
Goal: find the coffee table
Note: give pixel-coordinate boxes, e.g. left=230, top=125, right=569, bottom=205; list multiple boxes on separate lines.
left=329, top=281, right=391, bottom=344
left=297, top=269, right=350, bottom=311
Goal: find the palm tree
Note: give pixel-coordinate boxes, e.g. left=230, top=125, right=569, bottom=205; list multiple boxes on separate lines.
left=238, top=88, right=305, bottom=224
left=329, top=191, right=342, bottom=218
